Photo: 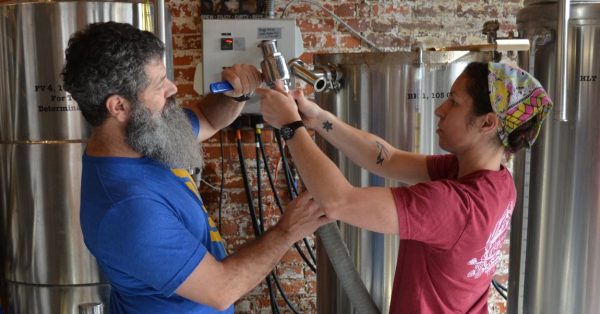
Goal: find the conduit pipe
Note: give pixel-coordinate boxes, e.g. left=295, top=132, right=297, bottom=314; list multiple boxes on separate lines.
left=317, top=223, right=381, bottom=314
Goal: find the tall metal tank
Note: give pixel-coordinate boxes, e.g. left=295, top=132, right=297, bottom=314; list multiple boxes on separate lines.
left=0, top=1, right=162, bottom=313
left=313, top=51, right=490, bottom=314
left=509, top=1, right=600, bottom=313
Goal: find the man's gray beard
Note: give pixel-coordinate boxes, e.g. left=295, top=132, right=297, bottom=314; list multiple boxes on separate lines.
left=126, top=96, right=203, bottom=170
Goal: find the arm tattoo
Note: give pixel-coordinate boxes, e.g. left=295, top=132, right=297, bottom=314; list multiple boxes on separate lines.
left=322, top=120, right=333, bottom=132
left=375, top=141, right=389, bottom=165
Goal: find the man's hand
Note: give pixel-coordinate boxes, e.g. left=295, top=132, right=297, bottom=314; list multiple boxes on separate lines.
left=192, top=64, right=262, bottom=141
left=222, top=64, right=262, bottom=98
left=276, top=191, right=332, bottom=244
left=175, top=192, right=330, bottom=311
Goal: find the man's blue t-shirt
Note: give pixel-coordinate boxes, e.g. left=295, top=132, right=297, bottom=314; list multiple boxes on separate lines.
left=80, top=110, right=232, bottom=313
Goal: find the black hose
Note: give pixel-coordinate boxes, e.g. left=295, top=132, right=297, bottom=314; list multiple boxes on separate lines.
left=237, top=123, right=304, bottom=313
left=492, top=278, right=508, bottom=300
left=265, top=272, right=279, bottom=313
left=271, top=269, right=301, bottom=314
left=218, top=130, right=225, bottom=233
left=254, top=126, right=279, bottom=314
left=258, top=129, right=317, bottom=272
left=273, top=129, right=318, bottom=267
left=274, top=129, right=297, bottom=199
left=494, top=278, right=508, bottom=292
left=256, top=130, right=265, bottom=234
left=236, top=127, right=281, bottom=312
left=283, top=155, right=299, bottom=197
left=235, top=133, right=261, bottom=237
left=258, top=131, right=286, bottom=214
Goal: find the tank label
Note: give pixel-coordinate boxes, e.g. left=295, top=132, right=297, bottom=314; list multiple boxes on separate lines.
left=257, top=28, right=282, bottom=39
left=34, top=83, right=80, bottom=113
left=407, top=91, right=451, bottom=100
left=580, top=75, right=597, bottom=82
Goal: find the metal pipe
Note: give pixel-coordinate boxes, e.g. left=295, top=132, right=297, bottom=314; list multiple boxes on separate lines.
left=259, top=40, right=291, bottom=91
left=264, top=0, right=276, bottom=18
left=78, top=302, right=104, bottom=314
left=507, top=30, right=551, bottom=313
left=288, top=59, right=328, bottom=92
left=154, top=0, right=167, bottom=66
left=432, top=39, right=530, bottom=52
left=555, top=0, right=570, bottom=121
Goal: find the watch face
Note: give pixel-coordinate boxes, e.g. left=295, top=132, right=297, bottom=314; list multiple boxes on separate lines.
left=280, top=121, right=304, bottom=140
left=281, top=126, right=293, bottom=140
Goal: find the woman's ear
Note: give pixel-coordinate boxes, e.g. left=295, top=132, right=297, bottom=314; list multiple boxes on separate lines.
left=480, top=112, right=500, bottom=134
left=105, top=95, right=131, bottom=123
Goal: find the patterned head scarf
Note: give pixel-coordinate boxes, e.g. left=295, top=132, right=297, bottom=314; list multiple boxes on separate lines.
left=487, top=62, right=553, bottom=149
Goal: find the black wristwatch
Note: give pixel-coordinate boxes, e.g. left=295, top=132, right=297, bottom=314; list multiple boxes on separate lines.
left=280, top=121, right=305, bottom=140
left=228, top=93, right=252, bottom=102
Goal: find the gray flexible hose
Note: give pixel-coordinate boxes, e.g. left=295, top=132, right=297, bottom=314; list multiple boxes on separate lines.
left=317, top=222, right=380, bottom=314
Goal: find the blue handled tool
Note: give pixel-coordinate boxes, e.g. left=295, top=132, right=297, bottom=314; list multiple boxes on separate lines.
left=209, top=81, right=234, bottom=94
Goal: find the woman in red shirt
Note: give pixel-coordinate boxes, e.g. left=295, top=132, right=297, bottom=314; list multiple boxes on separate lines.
left=257, top=62, right=552, bottom=313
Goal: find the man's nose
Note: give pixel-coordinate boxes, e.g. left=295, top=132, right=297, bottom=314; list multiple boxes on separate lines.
left=166, top=79, right=178, bottom=97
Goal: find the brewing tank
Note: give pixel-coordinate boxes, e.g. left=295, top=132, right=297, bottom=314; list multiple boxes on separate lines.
left=0, top=1, right=157, bottom=313
left=313, top=51, right=490, bottom=314
left=509, top=1, right=600, bottom=313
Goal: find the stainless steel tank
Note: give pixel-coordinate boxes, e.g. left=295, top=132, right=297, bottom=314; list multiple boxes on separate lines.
left=313, top=51, right=490, bottom=314
left=508, top=1, right=600, bottom=313
left=0, top=1, right=158, bottom=313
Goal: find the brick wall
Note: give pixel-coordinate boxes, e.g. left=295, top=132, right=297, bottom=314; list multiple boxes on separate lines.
left=168, top=0, right=522, bottom=312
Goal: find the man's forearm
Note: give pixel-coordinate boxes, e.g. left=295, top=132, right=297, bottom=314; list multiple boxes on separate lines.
left=215, top=225, right=296, bottom=307
left=176, top=224, right=299, bottom=310
left=198, top=93, right=245, bottom=130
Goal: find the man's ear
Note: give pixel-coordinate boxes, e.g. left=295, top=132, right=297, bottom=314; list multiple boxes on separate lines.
left=106, top=95, right=131, bottom=123
left=480, top=112, right=500, bottom=134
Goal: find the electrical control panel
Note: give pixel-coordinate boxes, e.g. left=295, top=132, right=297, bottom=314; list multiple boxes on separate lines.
left=197, top=18, right=303, bottom=113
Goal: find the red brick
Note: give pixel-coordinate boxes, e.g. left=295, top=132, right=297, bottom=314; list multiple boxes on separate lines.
left=298, top=52, right=314, bottom=64
left=297, top=18, right=335, bottom=33
left=172, top=18, right=200, bottom=34
left=344, top=18, right=369, bottom=33
left=302, top=34, right=321, bottom=50
left=282, top=3, right=312, bottom=16
left=175, top=83, right=200, bottom=98
left=281, top=249, right=306, bottom=264
left=173, top=34, right=201, bottom=50
left=370, top=18, right=398, bottom=33
left=340, top=35, right=361, bottom=49
left=168, top=1, right=198, bottom=18
left=357, top=2, right=371, bottom=17
left=173, top=55, right=195, bottom=67
left=334, top=3, right=356, bottom=18
left=324, top=34, right=336, bottom=47
left=174, top=67, right=196, bottom=83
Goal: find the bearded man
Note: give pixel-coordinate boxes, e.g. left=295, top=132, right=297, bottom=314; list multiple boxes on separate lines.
left=62, top=21, right=329, bottom=314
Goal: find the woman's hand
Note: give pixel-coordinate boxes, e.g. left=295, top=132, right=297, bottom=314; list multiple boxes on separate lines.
left=289, top=89, right=322, bottom=129
left=256, top=83, right=302, bottom=128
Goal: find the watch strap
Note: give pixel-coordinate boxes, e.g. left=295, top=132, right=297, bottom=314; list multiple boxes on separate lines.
left=280, top=120, right=305, bottom=140
left=228, top=93, right=252, bottom=102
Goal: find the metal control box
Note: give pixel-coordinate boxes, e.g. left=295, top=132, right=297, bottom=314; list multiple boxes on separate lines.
left=198, top=18, right=303, bottom=113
